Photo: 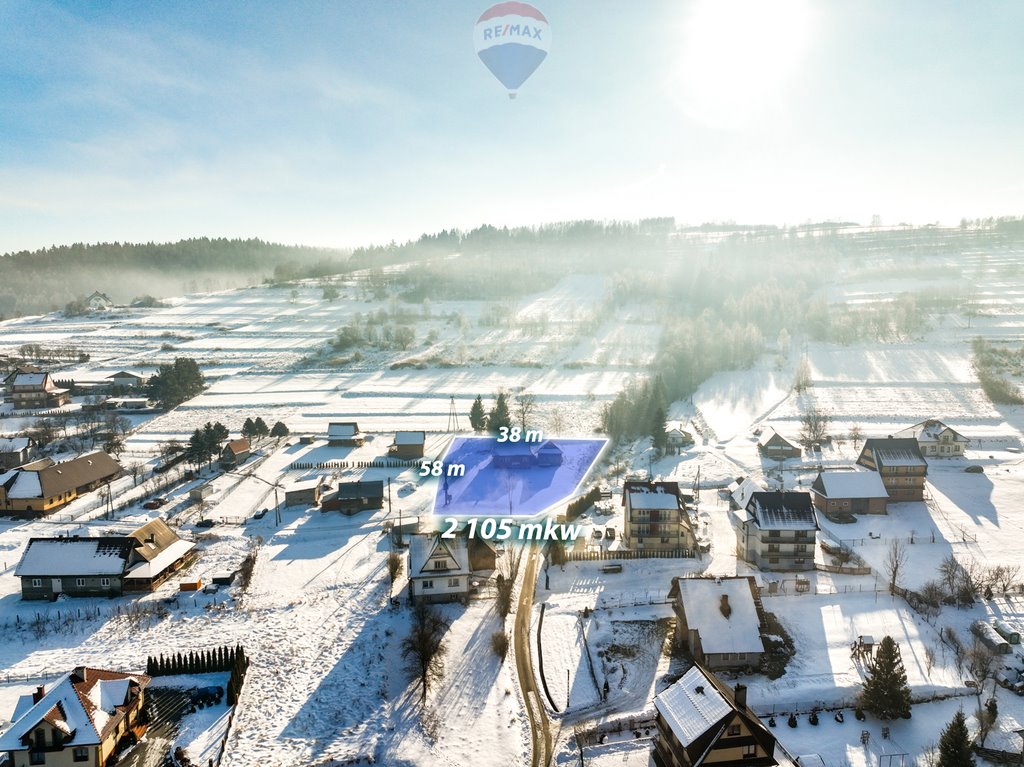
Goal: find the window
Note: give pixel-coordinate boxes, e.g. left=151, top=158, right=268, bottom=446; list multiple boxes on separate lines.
left=433, top=560, right=446, bottom=570
left=32, top=578, right=42, bottom=587
left=794, top=544, right=808, bottom=553
left=101, top=578, right=110, bottom=587
left=767, top=543, right=780, bottom=552
left=73, top=748, right=89, bottom=762
left=76, top=578, right=86, bottom=587
left=30, top=751, right=46, bottom=766
left=768, top=557, right=779, bottom=564
left=727, top=724, right=741, bottom=736
left=422, top=580, right=434, bottom=589
left=768, top=530, right=780, bottom=538
left=448, top=578, right=460, bottom=587
left=660, top=537, right=670, bottom=544
left=743, top=744, right=757, bottom=758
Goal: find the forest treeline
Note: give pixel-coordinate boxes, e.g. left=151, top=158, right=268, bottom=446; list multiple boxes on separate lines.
left=0, top=238, right=344, bottom=319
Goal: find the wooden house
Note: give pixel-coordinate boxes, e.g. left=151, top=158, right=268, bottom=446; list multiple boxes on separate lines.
left=388, top=431, right=426, bottom=459
left=492, top=441, right=535, bottom=469
left=219, top=438, right=251, bottom=469
left=0, top=452, right=123, bottom=517
left=856, top=437, right=927, bottom=502
left=327, top=422, right=363, bottom=447
left=536, top=440, right=563, bottom=467
left=668, top=576, right=767, bottom=670
left=654, top=665, right=797, bottom=767
left=285, top=476, right=324, bottom=507
left=321, top=480, right=384, bottom=514
left=757, top=427, right=801, bottom=460
left=0, top=667, right=151, bottom=767
left=810, top=470, right=889, bottom=515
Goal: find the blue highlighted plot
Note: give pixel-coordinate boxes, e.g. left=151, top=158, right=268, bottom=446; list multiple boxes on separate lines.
left=432, top=437, right=607, bottom=517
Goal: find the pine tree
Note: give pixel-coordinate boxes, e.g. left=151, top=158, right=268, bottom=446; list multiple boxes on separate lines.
left=254, top=417, right=269, bottom=437
left=860, top=635, right=912, bottom=719
left=937, top=710, right=975, bottom=767
left=270, top=421, right=289, bottom=439
left=469, top=395, right=487, bottom=432
left=487, top=392, right=512, bottom=433
left=651, top=406, right=668, bottom=452
left=241, top=417, right=255, bottom=439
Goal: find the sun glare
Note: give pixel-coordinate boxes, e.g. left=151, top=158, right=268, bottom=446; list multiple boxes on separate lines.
left=671, top=0, right=817, bottom=129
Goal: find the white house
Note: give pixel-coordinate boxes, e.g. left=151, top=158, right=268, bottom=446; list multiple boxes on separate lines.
left=408, top=533, right=470, bottom=604
left=86, top=291, right=114, bottom=310
left=894, top=419, right=969, bottom=457
left=106, top=370, right=146, bottom=390
left=0, top=436, right=35, bottom=471
left=735, top=491, right=818, bottom=571
left=668, top=576, right=767, bottom=670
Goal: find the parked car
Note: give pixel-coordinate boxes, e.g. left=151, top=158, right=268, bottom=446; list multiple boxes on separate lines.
left=195, top=518, right=216, bottom=528
left=605, top=527, right=616, bottom=540
left=592, top=528, right=603, bottom=540
left=253, top=508, right=269, bottom=519
left=143, top=497, right=167, bottom=510
left=202, top=583, right=219, bottom=594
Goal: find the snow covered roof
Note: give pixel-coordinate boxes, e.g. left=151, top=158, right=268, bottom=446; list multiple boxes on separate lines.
left=811, top=470, right=889, bottom=499
left=0, top=436, right=32, bottom=453
left=288, top=476, right=324, bottom=492
left=537, top=440, right=562, bottom=453
left=627, top=490, right=680, bottom=510
left=393, top=430, right=425, bottom=445
left=15, top=537, right=134, bottom=577
left=328, top=422, right=360, bottom=438
left=106, top=371, right=144, bottom=380
left=408, top=534, right=470, bottom=577
left=0, top=668, right=149, bottom=751
left=124, top=539, right=195, bottom=580
left=673, top=577, right=766, bottom=655
left=730, top=477, right=763, bottom=509
left=745, top=492, right=818, bottom=531
left=12, top=372, right=48, bottom=386
left=654, top=666, right=731, bottom=747
left=893, top=419, right=968, bottom=444
left=757, top=427, right=798, bottom=449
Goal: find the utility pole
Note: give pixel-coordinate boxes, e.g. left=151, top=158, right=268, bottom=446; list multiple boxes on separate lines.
left=387, top=477, right=392, bottom=517
left=447, top=395, right=460, bottom=432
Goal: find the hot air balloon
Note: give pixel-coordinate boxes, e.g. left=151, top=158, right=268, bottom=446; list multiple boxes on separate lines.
left=474, top=2, right=550, bottom=99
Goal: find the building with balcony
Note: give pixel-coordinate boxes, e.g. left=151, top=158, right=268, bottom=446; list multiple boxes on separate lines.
left=735, top=491, right=818, bottom=571
left=622, top=481, right=696, bottom=553
left=856, top=437, right=928, bottom=502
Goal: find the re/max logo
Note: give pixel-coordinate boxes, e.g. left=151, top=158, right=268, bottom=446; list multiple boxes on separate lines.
left=482, top=24, right=543, bottom=41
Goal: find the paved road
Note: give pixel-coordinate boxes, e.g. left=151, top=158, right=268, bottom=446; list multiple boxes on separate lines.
left=514, top=543, right=554, bottom=767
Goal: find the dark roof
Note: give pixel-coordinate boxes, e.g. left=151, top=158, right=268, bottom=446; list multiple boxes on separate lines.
left=745, top=492, right=818, bottom=530
left=1, top=452, right=122, bottom=499
left=127, top=518, right=183, bottom=562
left=332, top=480, right=384, bottom=500
left=859, top=437, right=926, bottom=468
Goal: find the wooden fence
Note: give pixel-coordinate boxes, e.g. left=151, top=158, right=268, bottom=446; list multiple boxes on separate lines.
left=288, top=458, right=420, bottom=471
left=565, top=548, right=694, bottom=562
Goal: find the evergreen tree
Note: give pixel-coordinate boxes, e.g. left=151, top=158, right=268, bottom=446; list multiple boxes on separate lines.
left=651, top=406, right=668, bottom=452
left=469, top=395, right=487, bottom=432
left=254, top=417, right=269, bottom=438
left=187, top=428, right=210, bottom=468
left=146, top=357, right=205, bottom=409
left=937, top=710, right=975, bottom=767
left=860, top=635, right=912, bottom=719
left=487, top=392, right=512, bottom=433
left=241, top=417, right=256, bottom=439
left=270, top=421, right=289, bottom=439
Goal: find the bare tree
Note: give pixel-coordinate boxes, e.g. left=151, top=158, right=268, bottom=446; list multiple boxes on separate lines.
left=515, top=393, right=537, bottom=431
left=793, top=356, right=812, bottom=393
left=799, top=405, right=830, bottom=447
left=387, top=550, right=403, bottom=596
left=884, top=539, right=908, bottom=595
left=938, top=554, right=965, bottom=606
left=495, top=545, right=524, bottom=621
left=401, top=602, right=450, bottom=702
left=126, top=462, right=145, bottom=487
left=849, top=424, right=864, bottom=450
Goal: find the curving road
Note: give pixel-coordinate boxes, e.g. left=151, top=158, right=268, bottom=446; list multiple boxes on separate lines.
left=513, top=543, right=554, bottom=767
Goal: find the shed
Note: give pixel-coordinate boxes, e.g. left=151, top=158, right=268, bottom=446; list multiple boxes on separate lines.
left=285, top=476, right=324, bottom=507
left=388, top=431, right=426, bottom=459
left=973, top=620, right=1012, bottom=654
left=189, top=482, right=213, bottom=502
left=994, top=619, right=1020, bottom=644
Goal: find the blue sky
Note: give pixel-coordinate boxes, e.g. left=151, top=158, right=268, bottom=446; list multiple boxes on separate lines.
left=1, top=0, right=1022, bottom=253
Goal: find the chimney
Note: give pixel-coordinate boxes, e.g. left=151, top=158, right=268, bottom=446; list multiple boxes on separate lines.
left=694, top=685, right=704, bottom=695
left=734, top=684, right=747, bottom=710
left=32, top=685, right=45, bottom=704
left=720, top=594, right=732, bottom=618
left=73, top=666, right=87, bottom=683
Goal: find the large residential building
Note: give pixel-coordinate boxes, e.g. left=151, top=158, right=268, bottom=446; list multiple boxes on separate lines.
left=894, top=419, right=969, bottom=458
left=856, top=437, right=928, bottom=502
left=735, top=491, right=818, bottom=571
left=15, top=519, right=196, bottom=599
left=653, top=665, right=797, bottom=767
left=9, top=372, right=70, bottom=410
left=668, top=576, right=767, bottom=670
left=0, top=667, right=150, bottom=767
left=810, top=470, right=890, bottom=515
left=0, top=452, right=123, bottom=517
left=622, top=481, right=696, bottom=553
left=408, top=533, right=470, bottom=604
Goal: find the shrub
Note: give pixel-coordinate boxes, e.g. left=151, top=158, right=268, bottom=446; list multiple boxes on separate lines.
left=491, top=631, right=509, bottom=660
